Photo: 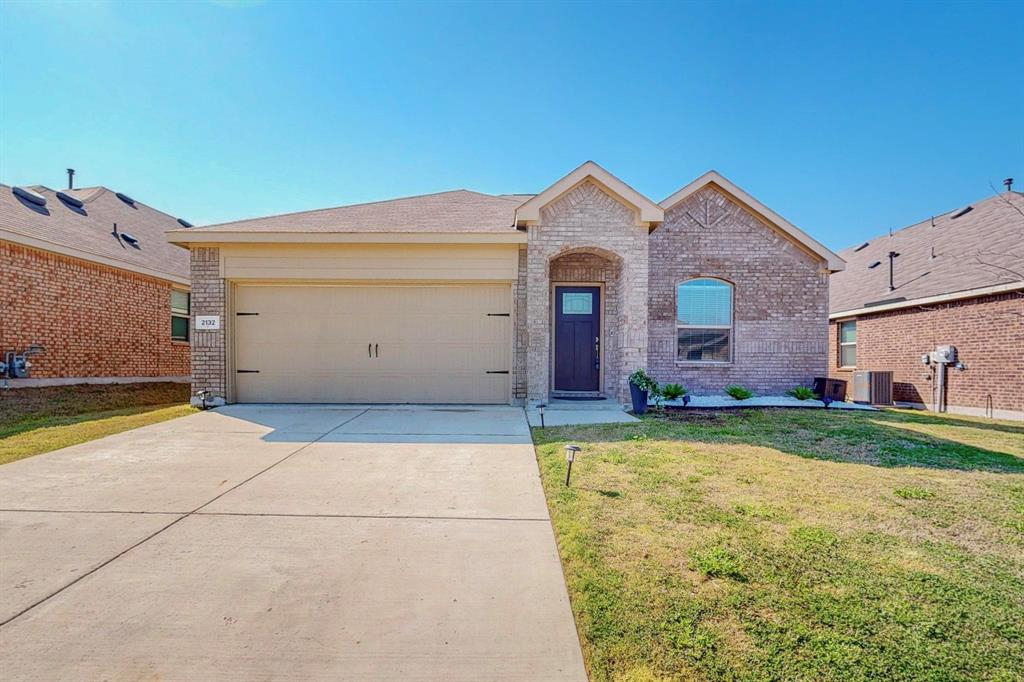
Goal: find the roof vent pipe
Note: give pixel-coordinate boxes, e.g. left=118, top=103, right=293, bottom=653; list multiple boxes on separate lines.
left=1006, top=178, right=1015, bottom=192
left=887, top=250, right=901, bottom=291
left=66, top=168, right=75, bottom=190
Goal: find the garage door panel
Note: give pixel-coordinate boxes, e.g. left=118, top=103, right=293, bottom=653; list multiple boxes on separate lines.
left=377, top=342, right=507, bottom=373
left=237, top=343, right=375, bottom=374
left=233, top=285, right=510, bottom=404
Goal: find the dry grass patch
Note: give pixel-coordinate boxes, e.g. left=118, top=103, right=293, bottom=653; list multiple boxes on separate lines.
left=0, top=383, right=194, bottom=465
left=0, top=382, right=190, bottom=428
left=534, top=408, right=1024, bottom=681
left=0, top=404, right=196, bottom=465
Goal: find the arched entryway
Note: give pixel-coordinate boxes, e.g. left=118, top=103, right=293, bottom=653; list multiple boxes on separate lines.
left=548, top=247, right=624, bottom=399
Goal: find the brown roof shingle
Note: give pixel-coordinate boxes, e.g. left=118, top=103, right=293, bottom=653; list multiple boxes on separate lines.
left=176, top=190, right=530, bottom=234
left=1, top=184, right=191, bottom=282
left=830, top=192, right=1024, bottom=314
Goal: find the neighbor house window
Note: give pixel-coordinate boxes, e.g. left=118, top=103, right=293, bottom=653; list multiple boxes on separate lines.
left=839, top=320, right=857, bottom=367
left=677, top=278, right=733, bottom=362
left=171, top=290, right=190, bottom=341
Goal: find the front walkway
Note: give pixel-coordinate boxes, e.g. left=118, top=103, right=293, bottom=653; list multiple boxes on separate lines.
left=0, top=405, right=586, bottom=681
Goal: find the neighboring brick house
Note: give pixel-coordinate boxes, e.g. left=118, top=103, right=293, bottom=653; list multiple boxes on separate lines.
left=1, top=181, right=192, bottom=386
left=167, top=161, right=844, bottom=407
left=829, top=190, right=1024, bottom=420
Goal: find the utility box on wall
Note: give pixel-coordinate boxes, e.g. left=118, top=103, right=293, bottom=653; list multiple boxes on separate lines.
left=853, top=371, right=893, bottom=405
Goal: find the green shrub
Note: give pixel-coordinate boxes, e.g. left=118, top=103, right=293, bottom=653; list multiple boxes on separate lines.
left=649, top=382, right=665, bottom=408
left=788, top=386, right=816, bottom=401
left=661, top=383, right=687, bottom=400
left=725, top=385, right=754, bottom=400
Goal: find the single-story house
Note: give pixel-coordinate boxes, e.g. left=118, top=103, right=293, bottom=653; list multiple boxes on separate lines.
left=1, top=178, right=191, bottom=386
left=167, top=162, right=844, bottom=406
left=829, top=188, right=1024, bottom=420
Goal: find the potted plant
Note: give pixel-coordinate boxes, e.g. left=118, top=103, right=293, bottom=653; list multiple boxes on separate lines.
left=628, top=369, right=657, bottom=414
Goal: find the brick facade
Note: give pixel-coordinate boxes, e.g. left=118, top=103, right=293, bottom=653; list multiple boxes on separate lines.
left=525, top=180, right=649, bottom=403
left=185, top=181, right=834, bottom=407
left=829, top=291, right=1024, bottom=419
left=648, top=187, right=829, bottom=394
left=189, top=247, right=227, bottom=400
left=0, top=241, right=189, bottom=380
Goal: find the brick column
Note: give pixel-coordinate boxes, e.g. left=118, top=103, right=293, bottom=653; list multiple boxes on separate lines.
left=512, top=247, right=529, bottom=402
left=525, top=245, right=550, bottom=404
left=617, top=247, right=649, bottom=402
left=189, top=247, right=227, bottom=404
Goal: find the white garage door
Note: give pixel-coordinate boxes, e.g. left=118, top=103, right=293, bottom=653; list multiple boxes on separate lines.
left=233, top=284, right=511, bottom=404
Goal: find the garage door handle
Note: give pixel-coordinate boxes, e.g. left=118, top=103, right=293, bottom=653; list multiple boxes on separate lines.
left=368, top=343, right=372, bottom=358
left=486, top=370, right=509, bottom=374
left=375, top=343, right=379, bottom=358
left=237, top=369, right=260, bottom=374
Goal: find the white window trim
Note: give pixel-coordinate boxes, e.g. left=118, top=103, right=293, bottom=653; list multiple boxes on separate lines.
left=838, top=320, right=857, bottom=369
left=171, top=289, right=190, bottom=342
left=675, top=277, right=734, bottom=365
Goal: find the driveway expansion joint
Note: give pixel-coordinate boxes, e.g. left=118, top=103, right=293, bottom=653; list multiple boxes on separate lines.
left=191, top=511, right=552, bottom=522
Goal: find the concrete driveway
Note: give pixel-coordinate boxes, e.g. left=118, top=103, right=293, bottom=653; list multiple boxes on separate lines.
left=0, top=405, right=587, bottom=681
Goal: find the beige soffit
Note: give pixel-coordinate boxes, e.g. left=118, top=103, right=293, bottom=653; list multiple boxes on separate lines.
left=829, top=280, right=1024, bottom=319
left=167, top=231, right=527, bottom=247
left=660, top=171, right=845, bottom=272
left=514, top=161, right=664, bottom=227
left=1, top=229, right=190, bottom=286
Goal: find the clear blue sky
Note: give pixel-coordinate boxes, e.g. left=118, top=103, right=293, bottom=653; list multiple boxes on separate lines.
left=1, top=0, right=1021, bottom=250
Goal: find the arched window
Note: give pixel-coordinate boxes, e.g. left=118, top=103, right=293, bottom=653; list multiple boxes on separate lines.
left=676, top=278, right=733, bottom=362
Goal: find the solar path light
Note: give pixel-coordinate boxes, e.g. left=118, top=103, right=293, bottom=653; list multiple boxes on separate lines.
left=537, top=403, right=546, bottom=429
left=564, top=444, right=580, bottom=486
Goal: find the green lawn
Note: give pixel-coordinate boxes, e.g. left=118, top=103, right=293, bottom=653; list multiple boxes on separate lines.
left=533, top=408, right=1024, bottom=682
left=0, top=383, right=195, bottom=465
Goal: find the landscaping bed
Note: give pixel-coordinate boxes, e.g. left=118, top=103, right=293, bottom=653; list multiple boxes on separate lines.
left=533, top=408, right=1024, bottom=681
left=650, top=394, right=877, bottom=411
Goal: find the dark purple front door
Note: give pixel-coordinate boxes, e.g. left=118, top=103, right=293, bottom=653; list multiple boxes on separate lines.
left=554, top=286, right=600, bottom=392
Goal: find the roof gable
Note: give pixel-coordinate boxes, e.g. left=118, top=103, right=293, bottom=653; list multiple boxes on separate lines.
left=515, top=161, right=664, bottom=227
left=660, top=171, right=844, bottom=272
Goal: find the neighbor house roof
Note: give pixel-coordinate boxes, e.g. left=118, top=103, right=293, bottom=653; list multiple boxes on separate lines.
left=830, top=191, right=1024, bottom=317
left=2, top=184, right=191, bottom=285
